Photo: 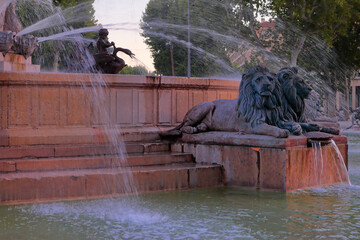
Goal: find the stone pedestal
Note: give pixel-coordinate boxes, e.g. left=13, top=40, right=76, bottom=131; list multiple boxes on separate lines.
left=171, top=132, right=348, bottom=192
left=0, top=53, right=40, bottom=72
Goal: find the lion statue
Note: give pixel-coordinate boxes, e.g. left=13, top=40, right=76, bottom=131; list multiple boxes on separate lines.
left=277, top=67, right=339, bottom=135
left=161, top=66, right=302, bottom=138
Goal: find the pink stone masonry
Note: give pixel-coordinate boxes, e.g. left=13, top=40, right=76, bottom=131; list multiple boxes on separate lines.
left=0, top=53, right=40, bottom=73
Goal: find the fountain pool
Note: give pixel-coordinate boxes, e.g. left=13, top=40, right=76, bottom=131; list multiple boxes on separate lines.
left=0, top=133, right=359, bottom=239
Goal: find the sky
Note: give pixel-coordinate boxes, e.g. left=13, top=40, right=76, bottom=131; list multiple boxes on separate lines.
left=93, top=0, right=154, bottom=71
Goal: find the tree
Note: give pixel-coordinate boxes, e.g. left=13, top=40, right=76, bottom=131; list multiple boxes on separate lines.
left=266, top=0, right=359, bottom=67
left=141, top=0, right=235, bottom=77
left=16, top=0, right=97, bottom=71
left=333, top=1, right=360, bottom=70
left=118, top=66, right=154, bottom=75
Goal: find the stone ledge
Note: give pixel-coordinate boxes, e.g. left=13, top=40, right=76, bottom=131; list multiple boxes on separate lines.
left=0, top=72, right=239, bottom=90
left=0, top=163, right=222, bottom=205
left=0, top=126, right=165, bottom=146
left=178, top=131, right=346, bottom=148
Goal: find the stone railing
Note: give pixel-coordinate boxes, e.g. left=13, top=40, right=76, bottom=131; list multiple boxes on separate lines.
left=0, top=72, right=239, bottom=145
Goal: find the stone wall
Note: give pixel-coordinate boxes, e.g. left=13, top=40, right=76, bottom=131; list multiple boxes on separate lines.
left=171, top=132, right=348, bottom=192
left=0, top=72, right=239, bottom=146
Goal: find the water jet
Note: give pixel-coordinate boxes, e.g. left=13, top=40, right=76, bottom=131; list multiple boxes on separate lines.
left=0, top=0, right=351, bottom=202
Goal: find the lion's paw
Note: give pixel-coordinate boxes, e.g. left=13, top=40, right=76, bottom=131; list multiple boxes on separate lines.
left=291, top=123, right=302, bottom=135
left=196, top=123, right=208, bottom=132
left=181, top=126, right=198, bottom=134
left=277, top=129, right=290, bottom=138
left=307, top=123, right=320, bottom=132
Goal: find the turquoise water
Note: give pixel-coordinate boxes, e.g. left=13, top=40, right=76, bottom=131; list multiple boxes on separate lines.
left=1, top=135, right=360, bottom=240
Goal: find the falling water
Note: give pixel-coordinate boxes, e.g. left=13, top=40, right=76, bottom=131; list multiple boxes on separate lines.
left=130, top=56, right=154, bottom=73
left=329, top=139, right=351, bottom=185
left=8, top=0, right=140, bottom=194
left=311, top=140, right=351, bottom=187
left=311, top=141, right=324, bottom=185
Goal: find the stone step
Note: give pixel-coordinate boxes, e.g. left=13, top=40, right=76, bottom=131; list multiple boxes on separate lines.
left=0, top=152, right=194, bottom=173
left=0, top=163, right=223, bottom=205
left=1, top=127, right=163, bottom=147
left=0, top=142, right=170, bottom=160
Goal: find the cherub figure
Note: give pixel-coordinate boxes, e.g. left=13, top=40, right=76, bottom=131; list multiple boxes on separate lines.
left=93, top=28, right=134, bottom=74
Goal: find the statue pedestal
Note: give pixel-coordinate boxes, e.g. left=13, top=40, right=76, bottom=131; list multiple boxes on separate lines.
left=0, top=53, right=40, bottom=72
left=172, top=132, right=348, bottom=192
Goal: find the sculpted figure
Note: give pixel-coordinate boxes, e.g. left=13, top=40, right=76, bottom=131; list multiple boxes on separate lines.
left=277, top=67, right=339, bottom=135
left=0, top=30, right=14, bottom=55
left=161, top=66, right=302, bottom=138
left=0, top=2, right=38, bottom=58
left=93, top=28, right=134, bottom=74
left=12, top=35, right=38, bottom=59
left=3, top=2, right=22, bottom=33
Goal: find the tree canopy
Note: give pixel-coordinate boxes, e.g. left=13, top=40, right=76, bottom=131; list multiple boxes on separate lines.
left=142, top=0, right=359, bottom=77
left=118, top=65, right=154, bottom=75
left=266, top=0, right=360, bottom=67
left=16, top=0, right=97, bottom=71
left=141, top=0, right=236, bottom=77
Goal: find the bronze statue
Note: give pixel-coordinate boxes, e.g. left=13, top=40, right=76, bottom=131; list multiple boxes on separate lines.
left=93, top=28, right=134, bottom=74
left=161, top=66, right=341, bottom=139
left=161, top=66, right=302, bottom=138
left=0, top=30, right=14, bottom=56
left=277, top=67, right=339, bottom=135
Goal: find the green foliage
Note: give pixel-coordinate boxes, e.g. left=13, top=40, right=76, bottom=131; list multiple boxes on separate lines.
left=141, top=0, right=235, bottom=77
left=53, top=0, right=79, bottom=8
left=118, top=66, right=154, bottom=75
left=15, top=0, right=97, bottom=71
left=242, top=0, right=360, bottom=92
left=267, top=0, right=358, bottom=46
left=333, top=1, right=360, bottom=70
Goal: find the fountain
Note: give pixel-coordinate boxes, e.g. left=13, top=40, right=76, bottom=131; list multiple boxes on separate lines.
left=0, top=0, right=350, bottom=204
left=0, top=0, right=358, bottom=239
left=0, top=1, right=39, bottom=71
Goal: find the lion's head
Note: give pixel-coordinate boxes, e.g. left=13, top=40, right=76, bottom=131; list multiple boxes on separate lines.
left=237, top=66, right=282, bottom=127
left=277, top=67, right=312, bottom=122
left=277, top=67, right=312, bottom=99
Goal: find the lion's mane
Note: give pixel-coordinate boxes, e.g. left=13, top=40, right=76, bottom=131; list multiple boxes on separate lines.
left=237, top=66, right=283, bottom=128
left=277, top=67, right=306, bottom=123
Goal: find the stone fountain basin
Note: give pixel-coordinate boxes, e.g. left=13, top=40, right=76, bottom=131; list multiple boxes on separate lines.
left=171, top=131, right=348, bottom=192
